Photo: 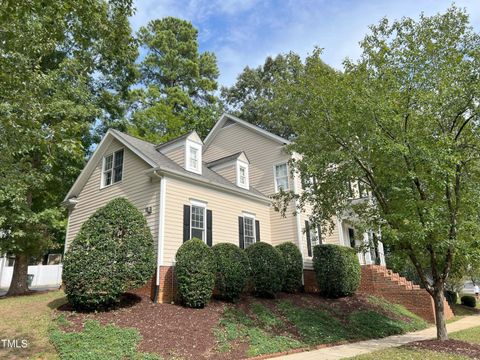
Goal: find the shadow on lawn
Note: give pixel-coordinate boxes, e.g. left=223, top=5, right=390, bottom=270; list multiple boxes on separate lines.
left=54, top=292, right=142, bottom=313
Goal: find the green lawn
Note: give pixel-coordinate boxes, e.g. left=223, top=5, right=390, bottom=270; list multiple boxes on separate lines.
left=351, top=326, right=480, bottom=360
left=214, top=296, right=428, bottom=357
left=0, top=291, right=159, bottom=360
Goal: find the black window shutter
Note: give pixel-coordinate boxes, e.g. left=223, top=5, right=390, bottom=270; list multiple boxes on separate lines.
left=238, top=217, right=244, bottom=249
left=305, top=220, right=312, bottom=257
left=206, top=210, right=213, bottom=247
left=183, top=205, right=190, bottom=242
left=255, top=220, right=260, bottom=242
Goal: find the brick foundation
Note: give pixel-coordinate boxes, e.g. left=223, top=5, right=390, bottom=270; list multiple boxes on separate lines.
left=358, top=265, right=454, bottom=323
left=303, top=269, right=320, bottom=293
left=130, top=266, right=178, bottom=303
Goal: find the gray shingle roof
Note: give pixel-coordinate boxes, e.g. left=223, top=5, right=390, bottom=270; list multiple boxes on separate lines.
left=206, top=152, right=246, bottom=168
left=110, top=129, right=268, bottom=200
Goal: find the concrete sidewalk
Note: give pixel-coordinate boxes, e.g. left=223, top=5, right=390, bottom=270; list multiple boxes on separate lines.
left=273, top=315, right=480, bottom=360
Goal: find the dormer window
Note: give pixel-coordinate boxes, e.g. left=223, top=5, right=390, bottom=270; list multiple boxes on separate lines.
left=102, top=149, right=124, bottom=187
left=186, top=139, right=202, bottom=174
left=236, top=161, right=249, bottom=189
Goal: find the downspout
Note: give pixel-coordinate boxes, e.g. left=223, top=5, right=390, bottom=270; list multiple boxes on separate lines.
left=292, top=172, right=306, bottom=286
left=152, top=170, right=166, bottom=303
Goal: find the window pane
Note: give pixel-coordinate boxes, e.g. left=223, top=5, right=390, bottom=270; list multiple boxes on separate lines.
left=244, top=217, right=255, bottom=247
left=191, top=205, right=204, bottom=229
left=190, top=147, right=198, bottom=169
left=114, top=167, right=123, bottom=182
left=277, top=177, right=288, bottom=191
left=113, top=150, right=124, bottom=183
left=275, top=164, right=289, bottom=191
left=104, top=154, right=113, bottom=170
left=239, top=167, right=246, bottom=184
left=104, top=170, right=112, bottom=186
left=275, top=164, right=287, bottom=177
left=191, top=228, right=204, bottom=240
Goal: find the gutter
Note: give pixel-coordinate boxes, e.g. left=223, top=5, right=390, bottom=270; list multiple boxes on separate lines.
left=146, top=167, right=271, bottom=205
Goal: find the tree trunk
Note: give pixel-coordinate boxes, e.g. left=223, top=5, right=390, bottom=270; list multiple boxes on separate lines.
left=6, top=253, right=29, bottom=296
left=433, top=285, right=448, bottom=340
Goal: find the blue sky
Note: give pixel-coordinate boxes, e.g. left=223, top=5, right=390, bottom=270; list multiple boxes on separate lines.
left=130, top=0, right=480, bottom=87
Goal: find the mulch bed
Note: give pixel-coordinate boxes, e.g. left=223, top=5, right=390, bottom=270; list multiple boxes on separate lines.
left=408, top=339, right=480, bottom=359
left=54, top=292, right=405, bottom=360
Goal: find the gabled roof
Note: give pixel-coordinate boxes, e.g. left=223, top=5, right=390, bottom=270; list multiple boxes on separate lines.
left=204, top=113, right=291, bottom=148
left=63, top=129, right=269, bottom=204
left=206, top=151, right=249, bottom=168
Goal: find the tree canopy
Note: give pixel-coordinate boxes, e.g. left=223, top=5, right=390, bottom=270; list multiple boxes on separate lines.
left=0, top=0, right=137, bottom=295
left=127, top=17, right=221, bottom=143
left=221, top=53, right=305, bottom=139
left=274, top=7, right=480, bottom=339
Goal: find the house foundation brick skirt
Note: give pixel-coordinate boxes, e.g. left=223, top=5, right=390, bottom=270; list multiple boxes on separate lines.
left=130, top=266, right=178, bottom=303
left=303, top=269, right=320, bottom=293
left=358, top=265, right=454, bottom=323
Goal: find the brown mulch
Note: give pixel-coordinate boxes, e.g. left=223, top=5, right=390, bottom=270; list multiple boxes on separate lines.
left=53, top=292, right=402, bottom=360
left=408, top=339, right=480, bottom=359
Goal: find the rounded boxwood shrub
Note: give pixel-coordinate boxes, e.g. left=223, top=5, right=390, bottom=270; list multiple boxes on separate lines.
left=63, top=198, right=156, bottom=310
left=245, top=242, right=286, bottom=297
left=461, top=295, right=476, bottom=308
left=313, top=244, right=360, bottom=298
left=175, top=238, right=216, bottom=308
left=276, top=242, right=303, bottom=293
left=212, top=243, right=250, bottom=301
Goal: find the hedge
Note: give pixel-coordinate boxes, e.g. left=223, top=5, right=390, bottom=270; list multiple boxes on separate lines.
left=313, top=244, right=360, bottom=298
left=212, top=243, right=250, bottom=301
left=175, top=238, right=216, bottom=308
left=461, top=295, right=476, bottom=308
left=276, top=242, right=303, bottom=293
left=245, top=242, right=286, bottom=297
left=63, top=198, right=156, bottom=310
left=444, top=290, right=457, bottom=307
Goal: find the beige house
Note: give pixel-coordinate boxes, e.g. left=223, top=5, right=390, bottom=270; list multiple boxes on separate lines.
left=63, top=113, right=385, bottom=302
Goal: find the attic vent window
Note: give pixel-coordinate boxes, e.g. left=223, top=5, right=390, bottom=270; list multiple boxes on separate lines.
left=102, top=149, right=124, bottom=187
left=185, top=139, right=202, bottom=174
left=236, top=161, right=249, bottom=189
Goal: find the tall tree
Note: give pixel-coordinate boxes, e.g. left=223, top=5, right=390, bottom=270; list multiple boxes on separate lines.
left=128, top=17, right=221, bottom=143
left=274, top=8, right=480, bottom=339
left=221, top=53, right=305, bottom=139
left=0, top=0, right=137, bottom=296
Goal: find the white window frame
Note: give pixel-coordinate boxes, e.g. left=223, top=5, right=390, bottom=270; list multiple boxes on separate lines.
left=185, top=140, right=202, bottom=174
left=243, top=213, right=256, bottom=248
left=236, top=160, right=249, bottom=189
left=101, top=148, right=124, bottom=188
left=274, top=162, right=289, bottom=192
left=308, top=222, right=320, bottom=256
left=190, top=200, right=206, bottom=242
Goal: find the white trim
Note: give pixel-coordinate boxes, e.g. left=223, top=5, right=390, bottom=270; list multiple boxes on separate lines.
left=242, top=213, right=256, bottom=247
left=190, top=201, right=207, bottom=242
left=236, top=160, right=249, bottom=189
left=63, top=129, right=157, bottom=202
left=273, top=162, right=290, bottom=193
left=100, top=148, right=124, bottom=189
left=63, top=209, right=72, bottom=255
left=292, top=171, right=306, bottom=274
left=185, top=139, right=202, bottom=174
left=158, top=176, right=167, bottom=269
left=148, top=168, right=271, bottom=204
left=204, top=113, right=291, bottom=148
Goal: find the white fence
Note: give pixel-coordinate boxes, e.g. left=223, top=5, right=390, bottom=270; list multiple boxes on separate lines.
left=0, top=259, right=62, bottom=289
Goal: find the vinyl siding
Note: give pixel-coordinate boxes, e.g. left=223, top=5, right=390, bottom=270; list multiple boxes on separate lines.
left=66, top=139, right=159, bottom=251
left=161, top=144, right=184, bottom=167
left=162, top=176, right=271, bottom=265
left=204, top=123, right=291, bottom=196
left=214, top=164, right=236, bottom=184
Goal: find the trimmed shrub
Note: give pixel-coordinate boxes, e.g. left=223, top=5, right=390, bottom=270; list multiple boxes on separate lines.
left=212, top=243, right=250, bottom=301
left=276, top=242, right=303, bottom=293
left=313, top=244, right=360, bottom=298
left=444, top=290, right=457, bottom=307
left=63, top=198, right=156, bottom=310
left=175, top=238, right=216, bottom=308
left=245, top=242, right=286, bottom=297
left=461, top=295, right=476, bottom=308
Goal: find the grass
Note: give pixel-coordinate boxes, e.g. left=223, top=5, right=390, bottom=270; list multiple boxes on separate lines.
left=351, top=326, right=480, bottom=360
left=50, top=320, right=160, bottom=360
left=0, top=290, right=66, bottom=360
left=214, top=296, right=429, bottom=356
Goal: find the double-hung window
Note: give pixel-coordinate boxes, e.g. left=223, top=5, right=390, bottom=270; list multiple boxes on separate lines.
left=191, top=204, right=205, bottom=241
left=186, top=140, right=202, bottom=174
left=243, top=215, right=256, bottom=248
left=306, top=221, right=321, bottom=257
left=236, top=161, right=249, bottom=189
left=102, top=149, right=124, bottom=187
left=274, top=163, right=289, bottom=192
